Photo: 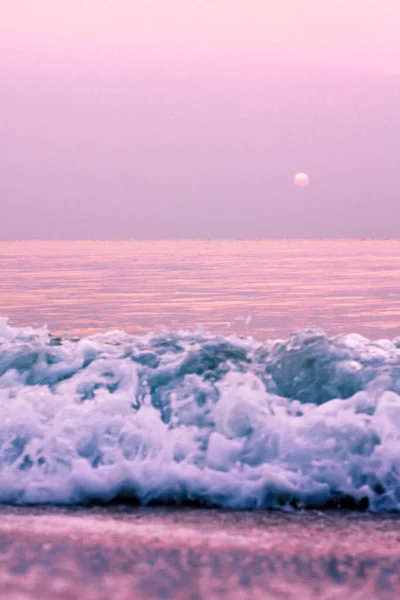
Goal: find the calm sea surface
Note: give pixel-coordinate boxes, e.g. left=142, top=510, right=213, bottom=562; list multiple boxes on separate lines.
left=0, top=239, right=399, bottom=339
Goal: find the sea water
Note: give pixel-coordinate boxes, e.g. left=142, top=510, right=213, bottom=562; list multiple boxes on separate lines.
left=0, top=240, right=399, bottom=510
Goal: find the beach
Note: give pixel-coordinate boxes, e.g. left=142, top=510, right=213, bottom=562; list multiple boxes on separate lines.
left=3, top=0, right=399, bottom=592
left=1, top=507, right=400, bottom=599
left=1, top=240, right=400, bottom=598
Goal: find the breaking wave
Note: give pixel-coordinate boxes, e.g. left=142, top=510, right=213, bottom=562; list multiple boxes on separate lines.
left=1, top=317, right=400, bottom=511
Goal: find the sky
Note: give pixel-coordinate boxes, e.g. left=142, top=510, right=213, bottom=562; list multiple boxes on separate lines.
left=1, top=0, right=400, bottom=239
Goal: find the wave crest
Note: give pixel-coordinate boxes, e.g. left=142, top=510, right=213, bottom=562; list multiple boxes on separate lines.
left=1, top=317, right=400, bottom=511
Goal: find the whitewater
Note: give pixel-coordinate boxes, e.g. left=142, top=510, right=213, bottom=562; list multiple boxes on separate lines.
left=1, top=317, right=400, bottom=511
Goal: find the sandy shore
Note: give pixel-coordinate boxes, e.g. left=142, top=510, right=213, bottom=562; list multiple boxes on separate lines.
left=0, top=507, right=399, bottom=599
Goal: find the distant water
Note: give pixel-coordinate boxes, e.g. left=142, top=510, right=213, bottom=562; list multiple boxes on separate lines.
left=0, top=240, right=400, bottom=510
left=1, top=239, right=399, bottom=339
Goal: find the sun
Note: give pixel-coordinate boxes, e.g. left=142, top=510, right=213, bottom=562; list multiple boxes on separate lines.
left=294, top=172, right=309, bottom=187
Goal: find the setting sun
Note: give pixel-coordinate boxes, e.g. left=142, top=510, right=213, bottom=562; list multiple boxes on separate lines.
left=294, top=172, right=310, bottom=187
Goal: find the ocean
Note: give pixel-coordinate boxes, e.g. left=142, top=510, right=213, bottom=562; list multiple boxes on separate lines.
left=1, top=239, right=399, bottom=340
left=0, top=239, right=400, bottom=598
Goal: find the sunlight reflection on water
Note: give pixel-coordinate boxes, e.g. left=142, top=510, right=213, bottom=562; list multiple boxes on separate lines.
left=0, top=239, right=399, bottom=339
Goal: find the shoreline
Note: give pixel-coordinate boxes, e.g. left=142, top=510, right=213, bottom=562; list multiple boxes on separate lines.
left=2, top=506, right=400, bottom=553
left=0, top=507, right=399, bottom=599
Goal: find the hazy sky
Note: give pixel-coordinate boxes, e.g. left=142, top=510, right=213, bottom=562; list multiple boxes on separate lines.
left=1, top=0, right=400, bottom=238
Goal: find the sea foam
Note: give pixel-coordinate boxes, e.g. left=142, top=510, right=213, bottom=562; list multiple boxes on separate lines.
left=1, top=317, right=400, bottom=510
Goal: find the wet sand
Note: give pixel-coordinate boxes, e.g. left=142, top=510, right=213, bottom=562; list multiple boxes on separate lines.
left=0, top=507, right=399, bottom=599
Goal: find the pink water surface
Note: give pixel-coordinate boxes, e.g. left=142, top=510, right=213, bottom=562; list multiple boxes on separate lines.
left=0, top=239, right=399, bottom=339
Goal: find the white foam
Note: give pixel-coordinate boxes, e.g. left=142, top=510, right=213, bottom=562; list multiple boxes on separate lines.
left=1, top=319, right=400, bottom=510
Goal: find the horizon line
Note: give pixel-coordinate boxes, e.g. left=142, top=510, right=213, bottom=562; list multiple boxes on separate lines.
left=0, top=237, right=399, bottom=243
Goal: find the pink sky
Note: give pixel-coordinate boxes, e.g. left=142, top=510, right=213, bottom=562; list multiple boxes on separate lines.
left=1, top=1, right=400, bottom=238
left=2, top=0, right=400, bottom=72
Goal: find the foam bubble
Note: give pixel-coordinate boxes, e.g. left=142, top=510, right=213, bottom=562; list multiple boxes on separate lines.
left=1, top=318, right=400, bottom=510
